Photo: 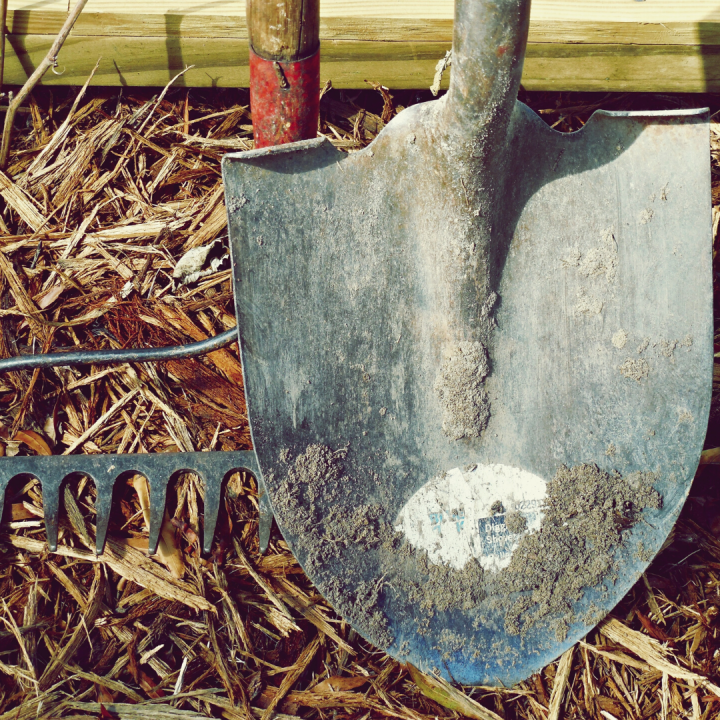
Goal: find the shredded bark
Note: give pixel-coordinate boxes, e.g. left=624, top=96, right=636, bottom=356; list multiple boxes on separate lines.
left=0, top=82, right=719, bottom=720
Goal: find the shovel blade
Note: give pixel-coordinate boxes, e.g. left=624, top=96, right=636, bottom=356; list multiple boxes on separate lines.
left=223, top=102, right=711, bottom=685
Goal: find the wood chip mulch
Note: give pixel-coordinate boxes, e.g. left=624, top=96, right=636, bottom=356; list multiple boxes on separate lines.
left=0, top=77, right=720, bottom=720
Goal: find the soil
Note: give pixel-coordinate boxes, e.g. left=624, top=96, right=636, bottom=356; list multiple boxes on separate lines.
left=504, top=510, right=528, bottom=534
left=612, top=329, right=628, bottom=349
left=491, top=463, right=661, bottom=639
left=387, top=545, right=486, bottom=617
left=272, top=444, right=396, bottom=648
left=619, top=357, right=650, bottom=381
left=434, top=341, right=491, bottom=440
left=272, top=445, right=663, bottom=662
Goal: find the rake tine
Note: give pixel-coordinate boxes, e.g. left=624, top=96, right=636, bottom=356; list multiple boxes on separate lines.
left=0, top=474, right=7, bottom=520
left=0, top=451, right=272, bottom=555
left=42, top=475, right=62, bottom=552
left=202, top=470, right=222, bottom=555
left=147, top=477, right=168, bottom=556
left=94, top=478, right=113, bottom=555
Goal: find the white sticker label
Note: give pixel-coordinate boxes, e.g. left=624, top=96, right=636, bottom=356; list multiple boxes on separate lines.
left=394, top=464, right=547, bottom=571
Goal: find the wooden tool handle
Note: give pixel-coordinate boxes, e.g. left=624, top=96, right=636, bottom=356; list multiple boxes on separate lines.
left=247, top=0, right=321, bottom=148
left=247, top=0, right=320, bottom=62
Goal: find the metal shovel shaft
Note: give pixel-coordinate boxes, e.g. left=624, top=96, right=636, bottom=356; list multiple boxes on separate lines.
left=444, top=0, right=530, bottom=146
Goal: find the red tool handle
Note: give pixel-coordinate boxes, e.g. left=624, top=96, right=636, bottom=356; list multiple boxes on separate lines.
left=247, top=0, right=320, bottom=148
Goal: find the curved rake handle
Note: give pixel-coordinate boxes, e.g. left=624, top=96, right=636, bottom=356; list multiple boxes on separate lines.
left=444, top=0, right=530, bottom=145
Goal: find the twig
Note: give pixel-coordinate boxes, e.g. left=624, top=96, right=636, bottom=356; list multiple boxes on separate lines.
left=0, top=0, right=89, bottom=169
left=136, top=65, right=194, bottom=136
left=0, top=0, right=8, bottom=96
left=548, top=646, right=574, bottom=720
left=61, top=387, right=139, bottom=455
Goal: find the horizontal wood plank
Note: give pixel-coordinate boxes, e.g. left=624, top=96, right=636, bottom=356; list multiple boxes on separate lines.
left=4, top=36, right=720, bottom=92
left=3, top=0, right=720, bottom=90
left=4, top=12, right=719, bottom=46
left=7, top=0, right=720, bottom=23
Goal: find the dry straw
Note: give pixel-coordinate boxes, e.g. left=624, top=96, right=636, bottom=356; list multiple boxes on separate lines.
left=0, top=58, right=719, bottom=720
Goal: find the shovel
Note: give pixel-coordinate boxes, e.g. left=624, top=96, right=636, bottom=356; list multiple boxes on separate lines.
left=223, top=0, right=712, bottom=685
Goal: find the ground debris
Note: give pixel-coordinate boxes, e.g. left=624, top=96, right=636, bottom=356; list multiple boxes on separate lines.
left=0, top=83, right=719, bottom=720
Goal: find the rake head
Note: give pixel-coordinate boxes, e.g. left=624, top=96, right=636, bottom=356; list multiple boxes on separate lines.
left=0, top=450, right=266, bottom=555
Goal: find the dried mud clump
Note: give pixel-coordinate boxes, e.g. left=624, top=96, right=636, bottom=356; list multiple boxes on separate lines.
left=619, top=357, right=650, bottom=382
left=323, top=575, right=394, bottom=650
left=324, top=503, right=393, bottom=550
left=273, top=444, right=346, bottom=537
left=434, top=341, right=491, bottom=439
left=504, top=510, right=528, bottom=534
left=494, top=463, right=662, bottom=638
left=611, top=328, right=628, bottom=349
left=578, top=227, right=618, bottom=282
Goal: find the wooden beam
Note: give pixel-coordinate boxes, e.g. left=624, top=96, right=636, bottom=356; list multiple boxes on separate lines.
left=3, top=0, right=720, bottom=90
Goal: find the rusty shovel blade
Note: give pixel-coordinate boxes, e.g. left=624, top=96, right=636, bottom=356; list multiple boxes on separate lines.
left=222, top=0, right=712, bottom=685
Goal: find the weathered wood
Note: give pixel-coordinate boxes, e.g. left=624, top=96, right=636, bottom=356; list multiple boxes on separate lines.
left=5, top=36, right=720, bottom=92
left=6, top=0, right=720, bottom=23
left=4, top=10, right=719, bottom=45
left=247, top=0, right=319, bottom=60
left=2, top=0, right=720, bottom=90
